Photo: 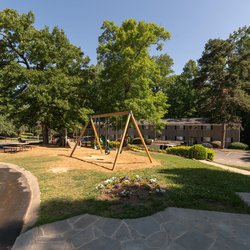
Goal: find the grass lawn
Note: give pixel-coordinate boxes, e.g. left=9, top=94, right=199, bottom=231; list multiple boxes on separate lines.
left=0, top=150, right=250, bottom=226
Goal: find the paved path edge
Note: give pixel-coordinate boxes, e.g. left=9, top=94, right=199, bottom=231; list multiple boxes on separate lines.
left=0, top=162, right=40, bottom=232
left=199, top=160, right=250, bottom=176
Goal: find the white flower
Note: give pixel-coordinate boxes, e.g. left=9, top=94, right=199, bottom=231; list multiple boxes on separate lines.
left=149, top=178, right=157, bottom=183
left=96, top=184, right=104, bottom=189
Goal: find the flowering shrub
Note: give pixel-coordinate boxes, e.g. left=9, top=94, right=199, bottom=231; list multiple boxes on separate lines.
left=96, top=175, right=166, bottom=199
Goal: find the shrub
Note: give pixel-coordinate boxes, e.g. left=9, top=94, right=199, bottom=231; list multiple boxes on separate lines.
left=145, top=139, right=152, bottom=145
left=229, top=142, right=249, bottom=150
left=166, top=146, right=191, bottom=158
left=157, top=149, right=165, bottom=154
left=132, top=137, right=141, bottom=144
left=109, top=141, right=120, bottom=148
left=207, top=148, right=215, bottom=161
left=189, top=144, right=207, bottom=160
left=211, top=141, right=221, bottom=148
left=128, top=144, right=142, bottom=151
left=132, top=137, right=152, bottom=145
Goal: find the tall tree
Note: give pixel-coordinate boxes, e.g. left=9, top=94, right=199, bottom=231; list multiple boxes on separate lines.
left=97, top=19, right=171, bottom=126
left=197, top=37, right=250, bottom=148
left=229, top=26, right=250, bottom=145
left=167, top=60, right=199, bottom=118
left=0, top=9, right=91, bottom=143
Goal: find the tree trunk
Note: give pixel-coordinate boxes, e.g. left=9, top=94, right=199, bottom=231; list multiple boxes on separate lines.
left=41, top=122, right=49, bottom=144
left=221, top=123, right=226, bottom=149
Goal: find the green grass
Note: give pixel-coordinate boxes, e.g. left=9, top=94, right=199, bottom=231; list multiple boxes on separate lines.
left=0, top=152, right=250, bottom=226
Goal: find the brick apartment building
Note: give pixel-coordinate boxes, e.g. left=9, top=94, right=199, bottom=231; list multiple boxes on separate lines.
left=95, top=118, right=240, bottom=147
left=133, top=118, right=240, bottom=147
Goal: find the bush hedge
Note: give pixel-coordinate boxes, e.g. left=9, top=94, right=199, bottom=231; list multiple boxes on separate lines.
left=229, top=142, right=249, bottom=150
left=166, top=146, right=191, bottom=158
left=132, top=137, right=152, bottom=145
left=206, top=148, right=215, bottom=161
left=166, top=145, right=214, bottom=161
left=189, top=144, right=207, bottom=160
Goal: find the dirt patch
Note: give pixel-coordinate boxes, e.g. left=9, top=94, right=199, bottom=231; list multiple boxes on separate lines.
left=1, top=146, right=160, bottom=172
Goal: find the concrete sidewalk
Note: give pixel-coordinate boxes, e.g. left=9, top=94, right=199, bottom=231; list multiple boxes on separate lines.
left=13, top=207, right=250, bottom=250
left=200, top=160, right=250, bottom=176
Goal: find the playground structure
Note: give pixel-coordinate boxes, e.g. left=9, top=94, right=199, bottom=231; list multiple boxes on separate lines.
left=70, top=111, right=153, bottom=170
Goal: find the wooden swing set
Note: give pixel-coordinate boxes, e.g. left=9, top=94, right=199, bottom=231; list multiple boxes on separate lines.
left=70, top=110, right=153, bottom=170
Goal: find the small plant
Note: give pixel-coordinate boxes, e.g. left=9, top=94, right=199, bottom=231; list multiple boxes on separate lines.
left=229, top=142, right=249, bottom=150
left=189, top=144, right=207, bottom=160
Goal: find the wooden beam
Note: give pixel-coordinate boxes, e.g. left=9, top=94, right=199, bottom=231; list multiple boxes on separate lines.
left=90, top=118, right=103, bottom=154
left=70, top=121, right=89, bottom=157
left=131, top=112, right=153, bottom=163
left=90, top=111, right=129, bottom=119
left=112, top=112, right=131, bottom=171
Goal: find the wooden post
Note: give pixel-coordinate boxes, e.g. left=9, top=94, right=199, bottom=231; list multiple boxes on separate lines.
left=70, top=121, right=89, bottom=157
left=130, top=112, right=153, bottom=163
left=90, top=118, right=103, bottom=154
left=112, top=113, right=131, bottom=170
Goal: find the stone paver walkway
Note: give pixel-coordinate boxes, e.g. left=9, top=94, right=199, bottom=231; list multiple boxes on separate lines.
left=12, top=207, right=250, bottom=250
left=200, top=160, right=250, bottom=176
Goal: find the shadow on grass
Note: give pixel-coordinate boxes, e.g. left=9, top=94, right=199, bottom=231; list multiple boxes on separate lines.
left=37, top=166, right=250, bottom=226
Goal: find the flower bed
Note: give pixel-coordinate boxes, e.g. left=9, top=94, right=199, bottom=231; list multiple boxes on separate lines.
left=96, top=175, right=166, bottom=201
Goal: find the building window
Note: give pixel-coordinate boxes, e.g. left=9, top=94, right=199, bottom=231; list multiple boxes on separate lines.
left=162, top=135, right=167, bottom=140
left=165, top=125, right=168, bottom=129
left=176, top=136, right=184, bottom=141
left=226, top=137, right=232, bottom=143
left=205, top=125, right=211, bottom=130
left=203, top=137, right=211, bottom=142
left=145, top=125, right=149, bottom=130
left=141, top=125, right=145, bottom=130
left=177, top=125, right=184, bottom=130
left=144, top=135, right=149, bottom=139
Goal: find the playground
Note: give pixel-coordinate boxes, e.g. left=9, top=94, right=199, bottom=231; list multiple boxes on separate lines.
left=0, top=145, right=158, bottom=172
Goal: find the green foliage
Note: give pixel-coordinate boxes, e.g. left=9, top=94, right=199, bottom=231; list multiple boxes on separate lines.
left=229, top=142, right=249, bottom=150
left=167, top=60, right=199, bottom=118
left=108, top=141, right=120, bottom=148
left=166, top=146, right=191, bottom=158
left=211, top=141, right=221, bottom=148
left=189, top=144, right=207, bottom=160
left=97, top=19, right=171, bottom=127
left=131, top=137, right=152, bottom=145
left=206, top=148, right=215, bottom=161
left=128, top=144, right=142, bottom=151
left=0, top=9, right=92, bottom=143
left=0, top=115, right=16, bottom=136
left=132, top=137, right=141, bottom=144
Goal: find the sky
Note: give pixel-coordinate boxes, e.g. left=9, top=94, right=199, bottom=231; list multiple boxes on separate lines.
left=0, top=0, right=249, bottom=74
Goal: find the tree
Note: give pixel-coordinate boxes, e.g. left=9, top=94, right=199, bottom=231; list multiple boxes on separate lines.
left=0, top=115, right=16, bottom=136
left=0, top=9, right=92, bottom=143
left=167, top=60, right=199, bottom=118
left=197, top=37, right=250, bottom=148
left=229, top=26, right=250, bottom=145
left=96, top=19, right=171, bottom=126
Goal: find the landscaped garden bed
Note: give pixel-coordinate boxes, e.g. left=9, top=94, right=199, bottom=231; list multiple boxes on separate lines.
left=96, top=175, right=166, bottom=202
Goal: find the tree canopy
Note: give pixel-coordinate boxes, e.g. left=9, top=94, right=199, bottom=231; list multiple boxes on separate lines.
left=96, top=19, right=172, bottom=126
left=0, top=9, right=92, bottom=142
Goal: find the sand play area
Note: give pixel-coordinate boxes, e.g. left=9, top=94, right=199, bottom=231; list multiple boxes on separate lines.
left=1, top=145, right=160, bottom=172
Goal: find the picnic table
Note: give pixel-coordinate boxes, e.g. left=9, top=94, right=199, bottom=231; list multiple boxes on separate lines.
left=3, top=143, right=32, bottom=153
